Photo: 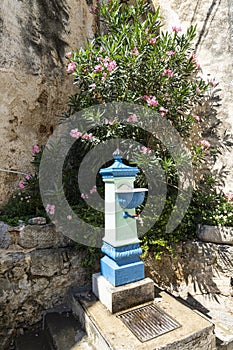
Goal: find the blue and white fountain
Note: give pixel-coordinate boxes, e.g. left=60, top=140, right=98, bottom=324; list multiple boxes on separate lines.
left=99, top=149, right=148, bottom=287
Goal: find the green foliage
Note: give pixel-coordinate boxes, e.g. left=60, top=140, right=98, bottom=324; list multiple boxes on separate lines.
left=63, top=0, right=214, bottom=257
left=189, top=176, right=233, bottom=227
left=67, top=0, right=208, bottom=136
left=0, top=149, right=47, bottom=226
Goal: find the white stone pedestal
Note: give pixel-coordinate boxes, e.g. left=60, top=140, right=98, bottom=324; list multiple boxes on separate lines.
left=92, top=272, right=154, bottom=313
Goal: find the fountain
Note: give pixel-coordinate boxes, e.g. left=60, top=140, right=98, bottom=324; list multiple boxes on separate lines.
left=73, top=149, right=215, bottom=350
left=92, top=149, right=154, bottom=312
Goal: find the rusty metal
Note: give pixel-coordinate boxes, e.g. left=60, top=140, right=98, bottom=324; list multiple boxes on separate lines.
left=117, top=303, right=181, bottom=342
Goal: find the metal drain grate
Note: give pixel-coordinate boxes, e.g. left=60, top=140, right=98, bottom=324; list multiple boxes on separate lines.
left=117, top=303, right=181, bottom=342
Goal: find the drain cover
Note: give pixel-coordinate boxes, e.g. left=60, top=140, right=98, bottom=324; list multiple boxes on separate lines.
left=117, top=303, right=181, bottom=342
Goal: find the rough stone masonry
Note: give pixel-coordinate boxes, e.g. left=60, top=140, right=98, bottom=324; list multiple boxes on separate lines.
left=0, top=223, right=93, bottom=349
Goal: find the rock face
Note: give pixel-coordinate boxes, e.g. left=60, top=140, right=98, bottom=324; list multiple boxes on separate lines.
left=153, top=0, right=233, bottom=191
left=0, top=224, right=96, bottom=350
left=0, top=0, right=97, bottom=201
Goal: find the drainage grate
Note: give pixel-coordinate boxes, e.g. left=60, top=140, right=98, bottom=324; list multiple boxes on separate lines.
left=117, top=303, right=181, bottom=342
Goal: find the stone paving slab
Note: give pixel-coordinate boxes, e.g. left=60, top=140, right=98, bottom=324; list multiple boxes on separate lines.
left=70, top=289, right=216, bottom=350
left=188, top=294, right=233, bottom=349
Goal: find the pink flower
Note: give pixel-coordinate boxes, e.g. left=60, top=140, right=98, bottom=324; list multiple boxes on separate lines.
left=102, top=72, right=107, bottom=82
left=94, top=64, right=104, bottom=73
left=188, top=53, right=200, bottom=69
left=162, top=69, right=174, bottom=78
left=88, top=133, right=94, bottom=141
left=90, top=185, right=97, bottom=194
left=65, top=51, right=72, bottom=58
left=199, top=140, right=210, bottom=148
left=172, top=26, right=182, bottom=32
left=140, top=146, right=152, bottom=154
left=149, top=37, right=157, bottom=45
left=104, top=118, right=115, bottom=125
left=70, top=128, right=82, bottom=139
left=66, top=62, right=76, bottom=72
left=127, top=114, right=138, bottom=122
left=141, top=95, right=158, bottom=107
left=196, top=87, right=201, bottom=94
left=81, top=193, right=88, bottom=199
left=160, top=107, right=168, bottom=113
left=89, top=6, right=97, bottom=14
left=67, top=215, right=73, bottom=220
left=107, top=60, right=117, bottom=72
left=224, top=193, right=233, bottom=201
left=81, top=133, right=89, bottom=140
left=164, top=93, right=170, bottom=101
left=159, top=107, right=168, bottom=116
left=25, top=174, right=31, bottom=180
left=209, top=79, right=217, bottom=87
left=130, top=47, right=139, bottom=56
left=46, top=204, right=55, bottom=215
left=147, top=97, right=158, bottom=107
left=103, top=56, right=110, bottom=67
left=167, top=50, right=176, bottom=56
left=19, top=180, right=26, bottom=189
left=193, top=115, right=200, bottom=122
left=89, top=83, right=96, bottom=89
left=32, top=144, right=40, bottom=154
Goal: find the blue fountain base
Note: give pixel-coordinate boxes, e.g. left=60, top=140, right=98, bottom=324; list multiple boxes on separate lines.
left=100, top=255, right=145, bottom=287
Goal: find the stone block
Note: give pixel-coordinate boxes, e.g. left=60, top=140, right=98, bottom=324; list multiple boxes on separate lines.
left=92, top=273, right=154, bottom=313
left=0, top=252, right=26, bottom=274
left=30, top=250, right=63, bottom=277
left=0, top=222, right=11, bottom=249
left=18, top=224, right=70, bottom=249
left=197, top=225, right=233, bottom=245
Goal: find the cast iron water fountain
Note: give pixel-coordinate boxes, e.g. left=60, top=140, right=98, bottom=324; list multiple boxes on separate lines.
left=92, top=149, right=181, bottom=342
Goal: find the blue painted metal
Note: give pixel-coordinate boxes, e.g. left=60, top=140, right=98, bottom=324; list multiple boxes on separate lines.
left=99, top=154, right=139, bottom=179
left=100, top=255, right=145, bottom=287
left=122, top=211, right=138, bottom=219
left=101, top=242, right=142, bottom=265
left=100, top=242, right=144, bottom=286
left=117, top=191, right=146, bottom=209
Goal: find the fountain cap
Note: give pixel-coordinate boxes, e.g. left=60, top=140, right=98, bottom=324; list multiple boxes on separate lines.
left=99, top=149, right=139, bottom=178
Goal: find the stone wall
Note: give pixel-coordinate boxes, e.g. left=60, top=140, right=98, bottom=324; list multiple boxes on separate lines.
left=0, top=0, right=97, bottom=201
left=145, top=240, right=233, bottom=298
left=0, top=223, right=94, bottom=349
left=153, top=0, right=233, bottom=190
